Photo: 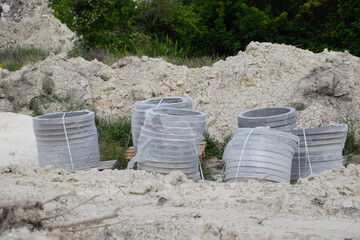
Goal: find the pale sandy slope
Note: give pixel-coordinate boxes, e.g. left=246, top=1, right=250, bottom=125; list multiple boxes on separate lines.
left=0, top=162, right=359, bottom=239
left=0, top=112, right=38, bottom=168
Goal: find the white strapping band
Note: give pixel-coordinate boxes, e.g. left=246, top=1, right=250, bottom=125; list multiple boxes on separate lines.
left=236, top=128, right=254, bottom=181
left=302, top=129, right=313, bottom=175
left=62, top=113, right=75, bottom=172
left=156, top=98, right=164, bottom=107
left=298, top=139, right=301, bottom=178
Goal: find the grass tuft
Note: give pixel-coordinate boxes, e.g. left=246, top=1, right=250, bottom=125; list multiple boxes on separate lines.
left=68, top=41, right=222, bottom=68
left=201, top=131, right=231, bottom=181
left=95, top=116, right=132, bottom=169
left=200, top=162, right=215, bottom=181
left=203, top=131, right=231, bottom=159
left=0, top=47, right=58, bottom=71
left=342, top=116, right=360, bottom=166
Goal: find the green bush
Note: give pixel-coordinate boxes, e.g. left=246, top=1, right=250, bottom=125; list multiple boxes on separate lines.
left=95, top=116, right=132, bottom=169
left=49, top=0, right=137, bottom=52
left=342, top=117, right=360, bottom=166
left=152, top=35, right=189, bottom=59
left=49, top=0, right=360, bottom=57
left=203, top=131, right=231, bottom=159
left=0, top=47, right=56, bottom=71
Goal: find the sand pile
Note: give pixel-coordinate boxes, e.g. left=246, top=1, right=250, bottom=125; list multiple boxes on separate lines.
left=0, top=112, right=37, bottom=168
left=0, top=0, right=76, bottom=52
left=0, top=163, right=359, bottom=239
left=1, top=42, right=360, bottom=141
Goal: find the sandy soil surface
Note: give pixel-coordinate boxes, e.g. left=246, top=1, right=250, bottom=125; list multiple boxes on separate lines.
left=1, top=161, right=360, bottom=240
left=0, top=112, right=37, bottom=168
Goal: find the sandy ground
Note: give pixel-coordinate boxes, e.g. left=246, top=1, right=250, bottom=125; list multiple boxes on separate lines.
left=0, top=113, right=360, bottom=240
left=1, top=161, right=360, bottom=239
left=0, top=112, right=38, bottom=168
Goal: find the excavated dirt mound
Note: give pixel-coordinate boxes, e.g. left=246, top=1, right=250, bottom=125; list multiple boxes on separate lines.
left=0, top=0, right=75, bottom=52
left=1, top=164, right=360, bottom=239
left=1, top=42, right=360, bottom=140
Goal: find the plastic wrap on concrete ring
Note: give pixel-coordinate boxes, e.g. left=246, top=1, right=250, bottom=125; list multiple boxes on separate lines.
left=131, top=96, right=193, bottom=153
left=288, top=124, right=348, bottom=180
left=33, top=110, right=100, bottom=171
left=128, top=108, right=206, bottom=181
left=223, top=127, right=299, bottom=183
left=237, top=107, right=296, bottom=130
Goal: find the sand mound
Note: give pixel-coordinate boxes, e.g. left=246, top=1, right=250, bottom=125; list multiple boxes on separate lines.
left=0, top=164, right=359, bottom=239
left=0, top=0, right=76, bottom=52
left=1, top=42, right=360, bottom=140
left=0, top=112, right=37, bottom=168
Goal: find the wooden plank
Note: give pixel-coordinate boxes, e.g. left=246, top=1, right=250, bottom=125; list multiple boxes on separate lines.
left=199, top=141, right=206, bottom=163
left=125, top=147, right=135, bottom=161
left=96, top=160, right=117, bottom=171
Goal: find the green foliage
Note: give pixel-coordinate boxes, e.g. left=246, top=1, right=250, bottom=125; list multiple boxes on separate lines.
left=68, top=42, right=127, bottom=64
left=134, top=0, right=198, bottom=49
left=189, top=0, right=237, bottom=55
left=0, top=47, right=55, bottom=71
left=49, top=0, right=137, bottom=52
left=203, top=131, right=231, bottom=159
left=332, top=0, right=360, bottom=55
left=95, top=116, right=132, bottom=169
left=28, top=98, right=44, bottom=117
left=96, top=116, right=132, bottom=148
left=49, top=0, right=360, bottom=58
left=201, top=162, right=215, bottom=181
left=98, top=141, right=129, bottom=169
left=203, top=131, right=223, bottom=159
left=342, top=116, right=360, bottom=166
left=152, top=35, right=188, bottom=59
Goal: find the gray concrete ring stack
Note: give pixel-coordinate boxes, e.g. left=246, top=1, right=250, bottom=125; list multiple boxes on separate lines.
left=237, top=107, right=297, bottom=130
left=288, top=124, right=348, bottom=180
left=131, top=97, right=193, bottom=153
left=136, top=108, right=206, bottom=181
left=33, top=110, right=100, bottom=171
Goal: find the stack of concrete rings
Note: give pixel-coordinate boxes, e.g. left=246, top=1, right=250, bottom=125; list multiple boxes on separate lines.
left=131, top=97, right=193, bottom=153
left=133, top=108, right=206, bottom=181
left=237, top=107, right=297, bottom=130
left=223, top=127, right=299, bottom=183
left=33, top=110, right=100, bottom=171
left=288, top=124, right=348, bottom=180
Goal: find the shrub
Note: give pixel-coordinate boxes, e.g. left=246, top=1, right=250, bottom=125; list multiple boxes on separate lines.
left=95, top=116, right=132, bottom=169
left=0, top=47, right=56, bottom=71
left=342, top=116, right=360, bottom=166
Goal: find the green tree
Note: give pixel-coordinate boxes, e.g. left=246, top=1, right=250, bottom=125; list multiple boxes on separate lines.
left=134, top=0, right=198, bottom=54
left=49, top=0, right=137, bottom=52
left=333, top=0, right=360, bottom=55
left=49, top=0, right=360, bottom=58
left=188, top=0, right=237, bottom=55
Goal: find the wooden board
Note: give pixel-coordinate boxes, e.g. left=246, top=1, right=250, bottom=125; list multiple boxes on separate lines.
left=96, top=160, right=117, bottom=171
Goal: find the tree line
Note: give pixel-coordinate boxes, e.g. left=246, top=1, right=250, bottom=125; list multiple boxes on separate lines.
left=49, top=0, right=360, bottom=57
